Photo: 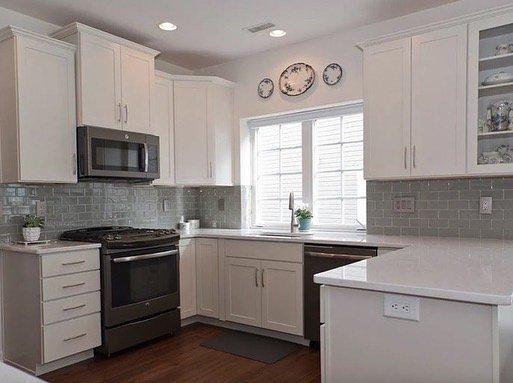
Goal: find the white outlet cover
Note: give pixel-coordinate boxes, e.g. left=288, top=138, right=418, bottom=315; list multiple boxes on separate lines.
left=480, top=196, right=492, bottom=215
left=384, top=293, right=420, bottom=321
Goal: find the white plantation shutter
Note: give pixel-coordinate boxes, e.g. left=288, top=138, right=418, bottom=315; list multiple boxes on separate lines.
left=251, top=103, right=365, bottom=228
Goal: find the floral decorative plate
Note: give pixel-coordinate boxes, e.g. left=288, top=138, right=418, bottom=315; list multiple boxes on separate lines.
left=279, top=63, right=315, bottom=96
left=257, top=78, right=274, bottom=99
left=323, top=63, right=343, bottom=85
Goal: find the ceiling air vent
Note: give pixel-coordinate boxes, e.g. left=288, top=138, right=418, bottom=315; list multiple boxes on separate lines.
left=244, top=22, right=275, bottom=34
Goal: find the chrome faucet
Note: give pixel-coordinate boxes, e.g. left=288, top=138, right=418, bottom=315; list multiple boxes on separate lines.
left=289, top=192, right=298, bottom=233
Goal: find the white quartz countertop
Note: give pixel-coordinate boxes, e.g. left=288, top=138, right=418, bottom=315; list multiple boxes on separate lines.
left=180, top=229, right=513, bottom=306
left=0, top=240, right=100, bottom=254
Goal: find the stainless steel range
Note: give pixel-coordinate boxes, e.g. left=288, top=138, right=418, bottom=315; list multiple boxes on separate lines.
left=60, top=226, right=180, bottom=355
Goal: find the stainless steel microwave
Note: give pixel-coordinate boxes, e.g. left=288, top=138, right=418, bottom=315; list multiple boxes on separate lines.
left=77, top=126, right=159, bottom=181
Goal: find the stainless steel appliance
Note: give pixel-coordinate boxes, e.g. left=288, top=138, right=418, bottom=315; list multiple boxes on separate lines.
left=61, top=226, right=180, bottom=355
left=304, top=244, right=377, bottom=345
left=77, top=126, right=159, bottom=181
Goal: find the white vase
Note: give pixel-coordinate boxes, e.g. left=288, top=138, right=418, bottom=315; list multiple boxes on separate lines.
left=22, top=227, right=41, bottom=242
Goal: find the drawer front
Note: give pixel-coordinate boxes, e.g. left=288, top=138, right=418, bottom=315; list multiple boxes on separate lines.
left=42, top=270, right=100, bottom=301
left=41, top=249, right=100, bottom=277
left=225, top=240, right=302, bottom=263
left=43, top=313, right=101, bottom=363
left=43, top=291, right=101, bottom=325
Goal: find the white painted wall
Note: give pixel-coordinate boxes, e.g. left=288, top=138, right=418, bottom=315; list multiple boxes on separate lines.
left=195, top=0, right=513, bottom=184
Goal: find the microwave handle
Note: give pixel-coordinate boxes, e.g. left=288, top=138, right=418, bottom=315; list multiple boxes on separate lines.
left=144, top=143, right=149, bottom=172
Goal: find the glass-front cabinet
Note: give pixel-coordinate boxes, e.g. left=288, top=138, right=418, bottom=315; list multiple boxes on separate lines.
left=468, top=13, right=513, bottom=174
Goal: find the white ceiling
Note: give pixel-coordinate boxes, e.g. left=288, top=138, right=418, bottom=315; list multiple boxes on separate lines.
left=0, top=0, right=457, bottom=69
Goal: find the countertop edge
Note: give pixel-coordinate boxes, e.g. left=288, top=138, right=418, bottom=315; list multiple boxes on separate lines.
left=0, top=241, right=101, bottom=254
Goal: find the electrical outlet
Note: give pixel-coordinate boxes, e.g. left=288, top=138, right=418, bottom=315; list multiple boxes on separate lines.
left=480, top=196, right=492, bottom=215
left=163, top=199, right=171, bottom=212
left=218, top=198, right=225, bottom=212
left=392, top=197, right=415, bottom=213
left=384, top=294, right=420, bottom=321
left=35, top=201, right=46, bottom=217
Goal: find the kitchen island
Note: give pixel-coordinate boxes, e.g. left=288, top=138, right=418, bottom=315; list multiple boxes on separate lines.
left=314, top=236, right=513, bottom=383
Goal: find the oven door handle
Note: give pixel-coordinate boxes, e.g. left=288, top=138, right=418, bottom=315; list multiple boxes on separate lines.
left=112, top=249, right=178, bottom=263
left=304, top=252, right=372, bottom=261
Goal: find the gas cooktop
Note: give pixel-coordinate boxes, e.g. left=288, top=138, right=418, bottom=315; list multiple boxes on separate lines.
left=60, top=226, right=180, bottom=249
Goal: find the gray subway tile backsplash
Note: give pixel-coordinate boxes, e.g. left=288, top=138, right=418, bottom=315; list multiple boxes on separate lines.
left=366, top=177, right=513, bottom=239
left=0, top=182, right=250, bottom=243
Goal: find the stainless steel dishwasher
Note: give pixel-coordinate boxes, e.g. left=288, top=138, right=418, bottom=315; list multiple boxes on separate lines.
left=304, top=244, right=377, bottom=345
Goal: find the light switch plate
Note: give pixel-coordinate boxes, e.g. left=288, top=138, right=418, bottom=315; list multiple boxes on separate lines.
left=163, top=199, right=171, bottom=212
left=480, top=196, right=492, bottom=215
left=393, top=197, right=415, bottom=213
left=384, top=293, right=420, bottom=321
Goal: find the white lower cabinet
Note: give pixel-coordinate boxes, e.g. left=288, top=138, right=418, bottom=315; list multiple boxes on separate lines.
left=196, top=238, right=219, bottom=318
left=179, top=239, right=197, bottom=319
left=223, top=240, right=303, bottom=336
left=2, top=246, right=101, bottom=375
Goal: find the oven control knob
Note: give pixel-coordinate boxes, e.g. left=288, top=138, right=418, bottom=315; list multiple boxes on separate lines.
left=145, top=302, right=150, bottom=308
left=125, top=134, right=129, bottom=140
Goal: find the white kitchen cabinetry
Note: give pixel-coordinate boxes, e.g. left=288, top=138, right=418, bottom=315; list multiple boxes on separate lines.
left=179, top=239, right=197, bottom=319
left=363, top=26, right=467, bottom=179
left=2, top=244, right=101, bottom=375
left=52, top=22, right=158, bottom=133
left=196, top=238, right=220, bottom=318
left=468, top=13, right=513, bottom=175
left=0, top=26, right=77, bottom=183
left=174, top=77, right=234, bottom=185
left=223, top=240, right=303, bottom=336
left=153, top=71, right=175, bottom=185
left=363, top=38, right=411, bottom=180
left=411, top=25, right=467, bottom=177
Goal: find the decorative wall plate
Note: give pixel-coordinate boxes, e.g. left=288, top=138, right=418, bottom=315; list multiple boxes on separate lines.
left=279, top=63, right=315, bottom=96
left=323, top=63, right=343, bottom=85
left=257, top=78, right=274, bottom=98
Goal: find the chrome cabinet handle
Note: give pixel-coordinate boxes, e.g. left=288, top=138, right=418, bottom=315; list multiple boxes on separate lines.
left=118, top=103, right=122, bottom=122
left=255, top=269, right=259, bottom=287
left=124, top=104, right=129, bottom=124
left=403, top=147, right=407, bottom=169
left=63, top=333, right=87, bottom=342
left=209, top=162, right=213, bottom=178
left=261, top=269, right=265, bottom=288
left=63, top=304, right=86, bottom=312
left=412, top=145, right=416, bottom=168
left=62, top=282, right=85, bottom=289
left=61, top=260, right=85, bottom=266
left=112, top=249, right=178, bottom=263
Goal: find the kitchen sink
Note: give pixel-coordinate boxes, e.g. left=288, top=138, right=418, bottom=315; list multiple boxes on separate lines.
left=257, top=231, right=313, bottom=237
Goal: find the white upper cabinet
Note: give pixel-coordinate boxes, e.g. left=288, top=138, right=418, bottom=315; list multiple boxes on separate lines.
left=364, top=38, right=411, bottom=180
left=52, top=23, right=158, bottom=133
left=411, top=25, right=467, bottom=177
left=468, top=13, right=513, bottom=175
left=153, top=71, right=175, bottom=185
left=0, top=27, right=77, bottom=183
left=363, top=24, right=467, bottom=180
left=174, top=77, right=234, bottom=186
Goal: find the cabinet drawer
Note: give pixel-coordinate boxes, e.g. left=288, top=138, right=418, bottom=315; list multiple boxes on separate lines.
left=41, top=249, right=99, bottom=277
left=225, top=240, right=302, bottom=263
left=43, top=291, right=101, bottom=325
left=43, top=313, right=101, bottom=363
left=42, top=270, right=100, bottom=301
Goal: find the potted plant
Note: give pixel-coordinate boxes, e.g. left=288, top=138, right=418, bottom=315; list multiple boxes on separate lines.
left=22, top=215, right=44, bottom=242
left=295, top=207, right=313, bottom=232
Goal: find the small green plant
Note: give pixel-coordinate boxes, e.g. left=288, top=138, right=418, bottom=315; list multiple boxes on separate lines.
left=294, top=207, right=313, bottom=220
left=23, top=215, right=45, bottom=228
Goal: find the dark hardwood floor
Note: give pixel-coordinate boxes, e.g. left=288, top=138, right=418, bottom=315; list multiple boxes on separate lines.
left=42, top=323, right=321, bottom=383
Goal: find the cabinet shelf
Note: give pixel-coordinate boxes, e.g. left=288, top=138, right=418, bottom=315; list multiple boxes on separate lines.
left=478, top=130, right=513, bottom=138
left=479, top=52, right=513, bottom=70
left=478, top=81, right=513, bottom=90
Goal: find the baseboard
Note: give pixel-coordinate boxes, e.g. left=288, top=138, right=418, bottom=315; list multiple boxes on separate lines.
left=181, top=315, right=310, bottom=346
left=35, top=350, right=93, bottom=376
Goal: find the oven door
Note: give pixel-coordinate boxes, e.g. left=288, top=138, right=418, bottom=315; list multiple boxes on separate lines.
left=102, top=244, right=179, bottom=328
left=78, top=126, right=159, bottom=180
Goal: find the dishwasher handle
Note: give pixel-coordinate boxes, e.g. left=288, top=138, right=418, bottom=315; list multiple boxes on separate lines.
left=304, top=251, right=373, bottom=261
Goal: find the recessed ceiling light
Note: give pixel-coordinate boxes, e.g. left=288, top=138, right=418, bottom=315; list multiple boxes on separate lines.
left=269, top=29, right=286, bottom=37
left=159, top=22, right=177, bottom=31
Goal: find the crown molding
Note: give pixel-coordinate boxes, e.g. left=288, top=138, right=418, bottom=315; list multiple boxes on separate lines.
left=356, top=4, right=513, bottom=50
left=0, top=25, right=76, bottom=50
left=51, top=22, right=160, bottom=56
left=155, top=70, right=235, bottom=87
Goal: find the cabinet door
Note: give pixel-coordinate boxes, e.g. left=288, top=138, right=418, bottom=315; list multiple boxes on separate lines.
left=179, top=239, right=196, bottom=319
left=363, top=38, right=411, bottom=179
left=120, top=46, right=154, bottom=133
left=208, top=84, right=233, bottom=185
left=261, top=260, right=303, bottom=335
left=153, top=75, right=174, bottom=185
left=16, top=36, right=77, bottom=183
left=224, top=257, right=261, bottom=327
left=79, top=33, right=122, bottom=129
left=174, top=81, right=212, bottom=185
left=411, top=25, right=467, bottom=177
left=196, top=238, right=219, bottom=318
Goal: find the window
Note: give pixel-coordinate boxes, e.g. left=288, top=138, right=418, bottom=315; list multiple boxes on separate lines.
left=251, top=103, right=365, bottom=230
